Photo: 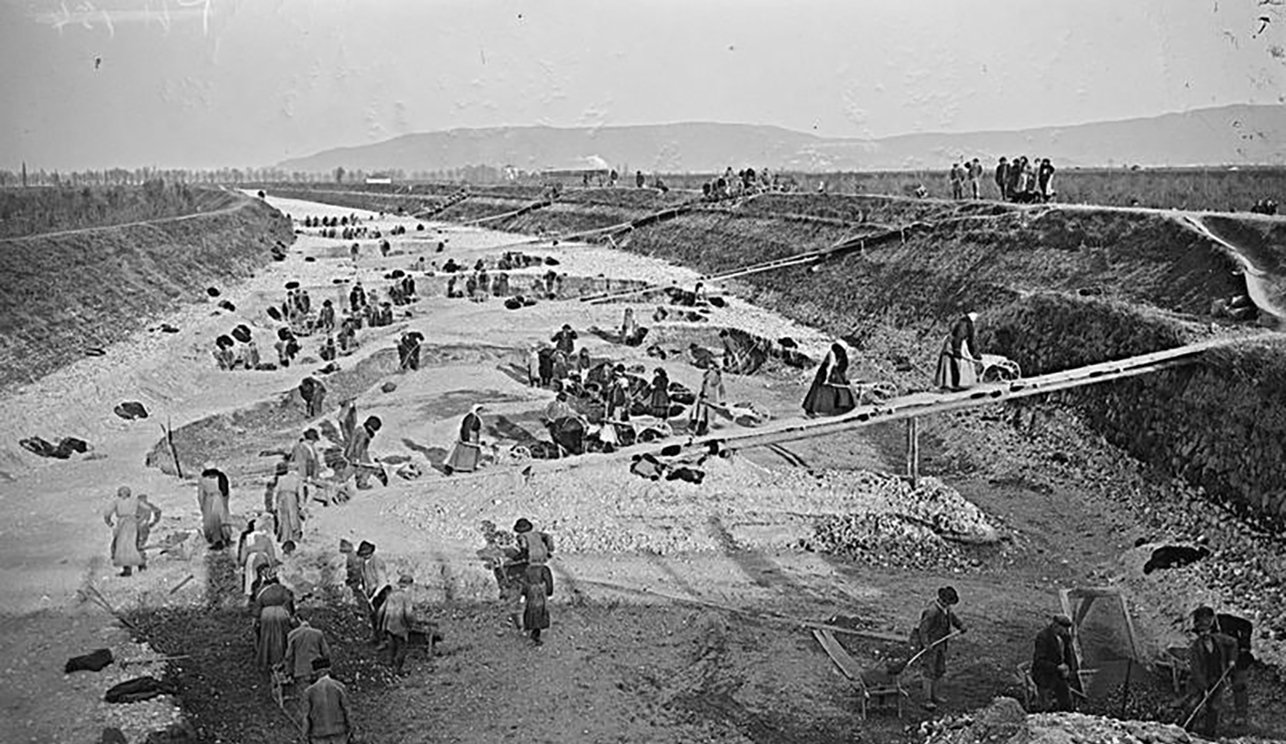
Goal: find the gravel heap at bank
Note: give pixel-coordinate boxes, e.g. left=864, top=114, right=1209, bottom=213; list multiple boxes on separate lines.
left=390, top=455, right=998, bottom=565
left=922, top=697, right=1277, bottom=744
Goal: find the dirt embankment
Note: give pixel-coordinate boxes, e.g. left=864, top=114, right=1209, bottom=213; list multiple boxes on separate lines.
left=415, top=188, right=1286, bottom=519
left=984, top=294, right=1286, bottom=521
left=0, top=183, right=242, bottom=239
left=249, top=186, right=1286, bottom=522
left=0, top=193, right=292, bottom=389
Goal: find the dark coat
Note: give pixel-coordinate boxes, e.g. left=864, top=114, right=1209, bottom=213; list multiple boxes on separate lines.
left=1032, top=625, right=1077, bottom=685
left=459, top=412, right=482, bottom=443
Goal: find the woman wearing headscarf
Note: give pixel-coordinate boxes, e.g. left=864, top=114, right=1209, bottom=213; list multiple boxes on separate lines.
left=648, top=368, right=672, bottom=421
left=802, top=342, right=857, bottom=416
left=934, top=312, right=981, bottom=391
left=444, top=405, right=484, bottom=474
left=253, top=567, right=296, bottom=671
left=274, top=460, right=305, bottom=545
left=197, top=462, right=232, bottom=549
left=103, top=486, right=145, bottom=576
left=240, top=515, right=281, bottom=597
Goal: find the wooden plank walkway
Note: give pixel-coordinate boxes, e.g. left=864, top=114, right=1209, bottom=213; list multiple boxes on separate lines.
left=444, top=335, right=1259, bottom=482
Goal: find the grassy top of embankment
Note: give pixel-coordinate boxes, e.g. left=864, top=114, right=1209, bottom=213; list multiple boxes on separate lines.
left=0, top=183, right=241, bottom=239
left=0, top=193, right=292, bottom=389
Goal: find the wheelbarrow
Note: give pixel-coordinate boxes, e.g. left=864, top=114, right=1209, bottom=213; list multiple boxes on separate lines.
left=813, top=628, right=910, bottom=719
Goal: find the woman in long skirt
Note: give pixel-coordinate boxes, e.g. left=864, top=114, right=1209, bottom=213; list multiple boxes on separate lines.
left=103, top=486, right=145, bottom=576
left=254, top=571, right=295, bottom=671
left=802, top=343, right=857, bottom=416
left=648, top=368, right=671, bottom=420
left=274, top=463, right=304, bottom=545
left=197, top=463, right=232, bottom=549
left=934, top=313, right=981, bottom=391
left=522, top=564, right=552, bottom=645
left=444, top=405, right=484, bottom=474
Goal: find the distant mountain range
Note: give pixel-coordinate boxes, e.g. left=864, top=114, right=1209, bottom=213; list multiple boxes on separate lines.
left=276, top=104, right=1284, bottom=174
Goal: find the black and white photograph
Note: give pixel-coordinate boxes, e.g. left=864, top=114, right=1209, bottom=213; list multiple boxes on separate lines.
left=1, top=1, right=1285, bottom=742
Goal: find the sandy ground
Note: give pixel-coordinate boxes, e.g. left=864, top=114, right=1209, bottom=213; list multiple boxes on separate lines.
left=2, top=193, right=1281, bottom=743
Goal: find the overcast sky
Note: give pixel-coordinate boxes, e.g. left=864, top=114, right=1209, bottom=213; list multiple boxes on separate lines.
left=0, top=0, right=1282, bottom=170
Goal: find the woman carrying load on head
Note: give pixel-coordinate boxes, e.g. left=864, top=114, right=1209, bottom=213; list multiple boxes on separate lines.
left=444, top=405, right=485, bottom=475
left=934, top=312, right=982, bottom=391
left=802, top=342, right=857, bottom=416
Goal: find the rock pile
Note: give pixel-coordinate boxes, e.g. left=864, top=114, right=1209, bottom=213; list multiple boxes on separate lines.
left=920, top=697, right=1213, bottom=744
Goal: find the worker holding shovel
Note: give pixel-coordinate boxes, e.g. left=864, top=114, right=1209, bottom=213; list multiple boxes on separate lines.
left=913, top=586, right=967, bottom=710
left=1176, top=606, right=1239, bottom=737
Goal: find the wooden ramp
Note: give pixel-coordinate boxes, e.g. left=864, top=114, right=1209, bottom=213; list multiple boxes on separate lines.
left=580, top=221, right=935, bottom=305
left=665, top=335, right=1249, bottom=459
left=412, top=189, right=470, bottom=219
left=438, top=335, right=1263, bottom=485
left=459, top=200, right=553, bottom=226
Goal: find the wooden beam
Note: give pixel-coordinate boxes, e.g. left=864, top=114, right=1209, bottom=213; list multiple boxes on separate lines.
left=448, top=335, right=1264, bottom=483
left=905, top=417, right=920, bottom=486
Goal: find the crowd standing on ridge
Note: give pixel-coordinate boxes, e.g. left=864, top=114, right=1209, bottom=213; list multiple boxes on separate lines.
left=942, top=156, right=1057, bottom=203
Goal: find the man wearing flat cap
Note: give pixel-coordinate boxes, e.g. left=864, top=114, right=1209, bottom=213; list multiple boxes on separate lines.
left=915, top=586, right=966, bottom=710
left=1032, top=614, right=1080, bottom=711
left=302, top=656, right=353, bottom=743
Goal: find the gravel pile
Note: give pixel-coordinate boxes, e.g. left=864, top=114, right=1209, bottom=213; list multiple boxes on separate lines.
left=919, top=697, right=1234, bottom=744
left=389, top=456, right=998, bottom=570
left=802, top=474, right=1000, bottom=571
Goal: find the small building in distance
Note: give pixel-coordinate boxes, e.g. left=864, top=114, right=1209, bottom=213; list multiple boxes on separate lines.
left=365, top=173, right=393, bottom=185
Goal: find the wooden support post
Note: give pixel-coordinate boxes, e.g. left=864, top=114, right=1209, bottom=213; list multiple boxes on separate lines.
left=905, top=417, right=920, bottom=487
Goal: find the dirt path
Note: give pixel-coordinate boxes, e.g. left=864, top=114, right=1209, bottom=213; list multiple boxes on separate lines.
left=2, top=193, right=1280, bottom=743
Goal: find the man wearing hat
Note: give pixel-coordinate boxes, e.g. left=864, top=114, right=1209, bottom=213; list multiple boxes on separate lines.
left=1184, top=606, right=1238, bottom=737
left=302, top=657, right=353, bottom=743
left=552, top=323, right=578, bottom=357
left=299, top=376, right=327, bottom=419
left=509, top=519, right=555, bottom=635
left=1031, top=614, right=1079, bottom=711
left=1216, top=612, right=1254, bottom=727
left=318, top=299, right=336, bottom=334
left=381, top=574, right=420, bottom=673
left=291, top=429, right=321, bottom=479
left=343, top=414, right=386, bottom=490
left=915, top=586, right=966, bottom=710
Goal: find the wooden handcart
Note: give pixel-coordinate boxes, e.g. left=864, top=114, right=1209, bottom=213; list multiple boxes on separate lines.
left=813, top=628, right=909, bottom=719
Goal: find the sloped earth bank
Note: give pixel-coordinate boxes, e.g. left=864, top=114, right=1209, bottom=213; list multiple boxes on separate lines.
left=0, top=191, right=292, bottom=392
left=1, top=191, right=1284, bottom=742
